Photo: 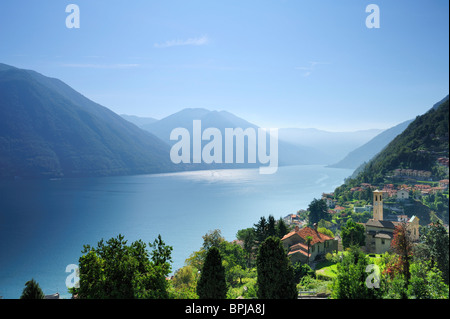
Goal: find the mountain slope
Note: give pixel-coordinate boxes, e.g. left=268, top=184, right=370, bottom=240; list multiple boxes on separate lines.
left=0, top=63, right=175, bottom=178
left=345, top=96, right=449, bottom=185
left=330, top=119, right=413, bottom=169
left=120, top=114, right=158, bottom=127
left=278, top=127, right=383, bottom=164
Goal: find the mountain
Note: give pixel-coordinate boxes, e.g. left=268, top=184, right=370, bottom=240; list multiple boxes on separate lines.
left=0, top=63, right=175, bottom=179
left=432, top=95, right=449, bottom=110
left=127, top=110, right=383, bottom=166
left=344, top=96, right=449, bottom=186
left=120, top=114, right=158, bottom=127
left=330, top=119, right=414, bottom=169
left=277, top=127, right=383, bottom=164
left=128, top=108, right=330, bottom=167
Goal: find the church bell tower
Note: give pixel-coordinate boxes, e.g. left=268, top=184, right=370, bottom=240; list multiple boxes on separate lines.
left=373, top=190, right=383, bottom=221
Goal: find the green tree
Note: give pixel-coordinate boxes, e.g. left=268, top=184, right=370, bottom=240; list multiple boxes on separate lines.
left=318, top=227, right=334, bottom=238
left=138, top=235, right=173, bottom=299
left=218, top=240, right=247, bottom=287
left=341, top=219, right=366, bottom=249
left=308, top=198, right=329, bottom=226
left=202, top=229, right=225, bottom=251
left=171, top=265, right=199, bottom=299
left=186, top=229, right=226, bottom=272
left=293, top=262, right=315, bottom=284
left=408, top=261, right=449, bottom=299
left=331, top=246, right=379, bottom=299
left=76, top=234, right=172, bottom=299
left=185, top=249, right=207, bottom=271
left=256, top=236, right=297, bottom=299
left=422, top=221, right=449, bottom=285
left=197, top=247, right=227, bottom=299
left=267, top=215, right=277, bottom=237
left=276, top=217, right=289, bottom=239
left=20, top=279, right=45, bottom=299
left=254, top=216, right=268, bottom=245
left=236, top=227, right=256, bottom=268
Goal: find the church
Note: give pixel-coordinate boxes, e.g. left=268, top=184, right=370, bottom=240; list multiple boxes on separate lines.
left=363, top=190, right=420, bottom=254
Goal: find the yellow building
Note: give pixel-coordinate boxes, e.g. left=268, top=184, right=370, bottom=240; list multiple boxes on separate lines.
left=363, top=190, right=419, bottom=254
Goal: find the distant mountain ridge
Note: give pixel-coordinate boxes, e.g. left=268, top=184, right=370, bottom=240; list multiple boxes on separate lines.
left=120, top=114, right=158, bottom=127
left=124, top=110, right=384, bottom=166
left=330, top=119, right=414, bottom=169
left=128, top=107, right=328, bottom=167
left=277, top=127, right=383, bottom=164
left=0, top=63, right=175, bottom=179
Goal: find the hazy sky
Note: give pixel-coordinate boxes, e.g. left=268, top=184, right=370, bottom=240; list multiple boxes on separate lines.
left=0, top=0, right=448, bottom=131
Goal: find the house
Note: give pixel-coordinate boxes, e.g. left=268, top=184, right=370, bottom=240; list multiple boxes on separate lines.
left=334, top=206, right=346, bottom=213
left=437, top=157, right=449, bottom=167
left=281, top=225, right=338, bottom=265
left=396, top=189, right=409, bottom=200
left=322, top=193, right=335, bottom=208
left=439, top=179, right=449, bottom=189
left=431, top=186, right=446, bottom=194
left=322, top=197, right=334, bottom=208
left=283, top=214, right=302, bottom=226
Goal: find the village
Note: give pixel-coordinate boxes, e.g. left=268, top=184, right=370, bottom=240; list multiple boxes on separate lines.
left=282, top=159, right=449, bottom=260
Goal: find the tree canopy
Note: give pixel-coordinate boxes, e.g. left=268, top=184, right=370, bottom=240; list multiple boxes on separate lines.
left=341, top=219, right=366, bottom=249
left=197, top=247, right=227, bottom=299
left=20, top=278, right=45, bottom=299
left=308, top=198, right=329, bottom=226
left=256, top=236, right=297, bottom=299
left=75, top=234, right=172, bottom=299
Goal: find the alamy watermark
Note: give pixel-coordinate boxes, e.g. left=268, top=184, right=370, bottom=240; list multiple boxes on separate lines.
left=365, top=264, right=381, bottom=289
left=169, top=120, right=279, bottom=174
left=366, top=4, right=380, bottom=29
left=65, top=264, right=80, bottom=289
left=65, top=4, right=80, bottom=29
left=64, top=4, right=380, bottom=30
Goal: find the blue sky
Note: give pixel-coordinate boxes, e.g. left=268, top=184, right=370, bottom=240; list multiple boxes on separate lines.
left=0, top=0, right=448, bottom=131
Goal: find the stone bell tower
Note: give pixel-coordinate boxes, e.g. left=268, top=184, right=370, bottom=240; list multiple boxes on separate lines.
left=373, top=190, right=383, bottom=221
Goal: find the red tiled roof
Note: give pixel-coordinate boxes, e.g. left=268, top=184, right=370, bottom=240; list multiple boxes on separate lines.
left=290, top=242, right=308, bottom=251
left=288, top=248, right=310, bottom=257
left=281, top=226, right=334, bottom=246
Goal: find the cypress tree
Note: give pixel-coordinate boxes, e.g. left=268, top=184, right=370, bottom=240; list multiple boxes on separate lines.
left=197, top=247, right=227, bottom=299
left=256, top=236, right=297, bottom=299
left=20, top=278, right=45, bottom=299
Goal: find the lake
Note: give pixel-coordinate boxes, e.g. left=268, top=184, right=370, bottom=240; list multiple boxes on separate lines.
left=0, top=165, right=353, bottom=299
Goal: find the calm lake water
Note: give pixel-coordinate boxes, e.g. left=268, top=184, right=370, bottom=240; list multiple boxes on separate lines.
left=0, top=165, right=352, bottom=299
